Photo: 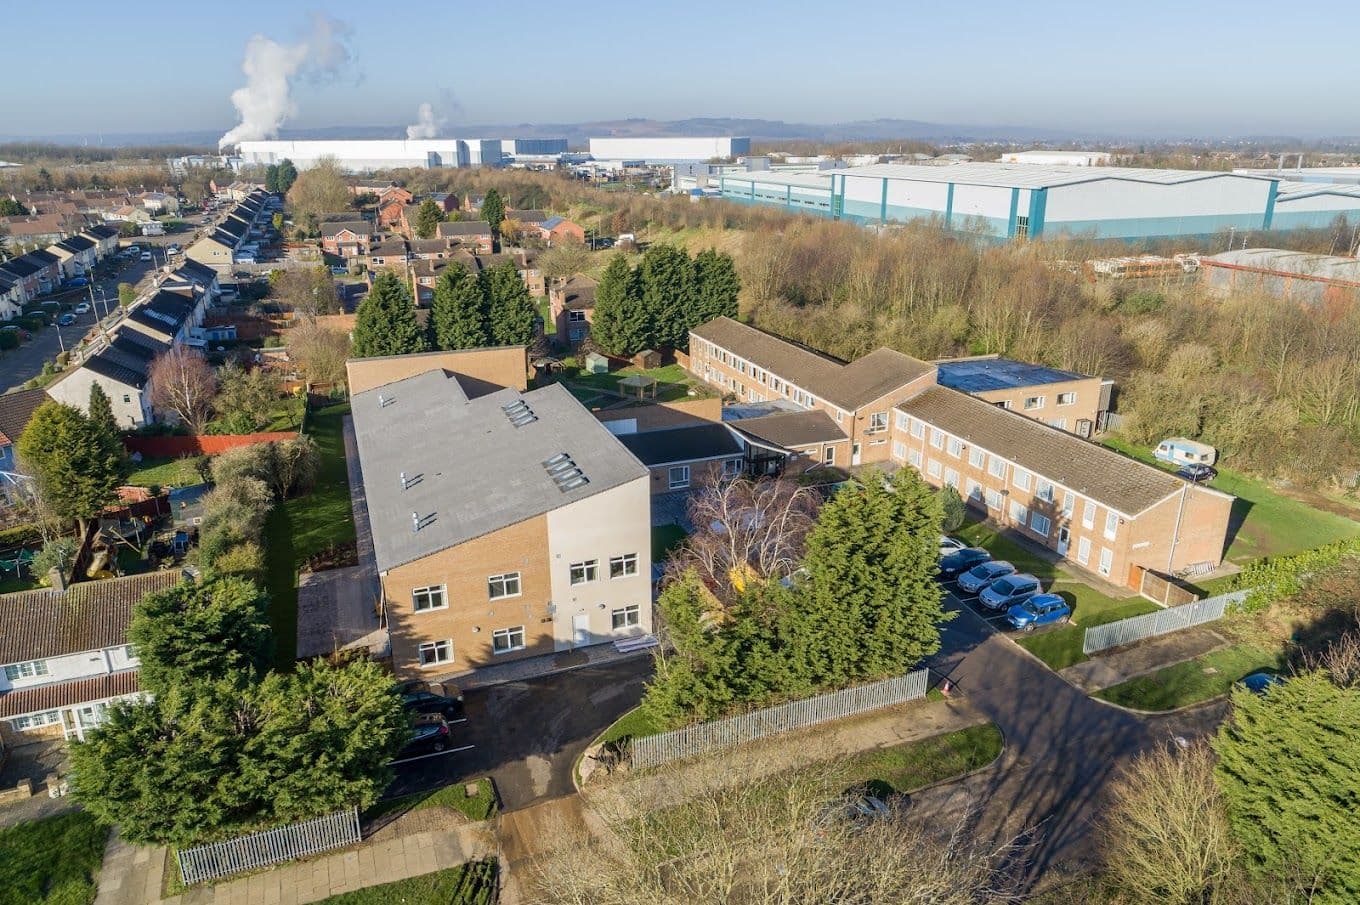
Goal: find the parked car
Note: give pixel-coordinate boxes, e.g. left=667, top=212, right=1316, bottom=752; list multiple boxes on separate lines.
left=938, top=547, right=991, bottom=579
left=1238, top=671, right=1285, bottom=695
left=139, top=251, right=153, bottom=262
left=330, top=264, right=349, bottom=276
left=956, top=560, right=1017, bottom=595
left=394, top=720, right=453, bottom=759
left=400, top=688, right=465, bottom=720
left=57, top=313, right=77, bottom=326
left=938, top=535, right=968, bottom=557
left=1177, top=463, right=1217, bottom=483
left=979, top=573, right=1043, bottom=611
left=74, top=302, right=90, bottom=315
left=63, top=277, right=89, bottom=289
left=1, top=325, right=30, bottom=341
left=1005, top=593, right=1071, bottom=631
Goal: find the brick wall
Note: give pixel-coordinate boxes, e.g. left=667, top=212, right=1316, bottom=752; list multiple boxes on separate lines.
left=346, top=346, right=528, bottom=396
left=123, top=431, right=298, bottom=458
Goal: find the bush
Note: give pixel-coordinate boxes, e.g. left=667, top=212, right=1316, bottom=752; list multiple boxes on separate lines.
left=33, top=538, right=78, bottom=584
left=0, top=524, right=42, bottom=548
left=202, top=476, right=273, bottom=540
left=1232, top=538, right=1360, bottom=613
left=16, top=315, right=44, bottom=332
left=0, top=331, right=17, bottom=351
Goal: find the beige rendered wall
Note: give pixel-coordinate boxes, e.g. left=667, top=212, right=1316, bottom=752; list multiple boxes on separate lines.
left=346, top=346, right=529, bottom=396
left=545, top=476, right=653, bottom=648
left=383, top=513, right=554, bottom=681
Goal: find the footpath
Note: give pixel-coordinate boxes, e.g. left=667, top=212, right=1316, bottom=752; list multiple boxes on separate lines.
left=1058, top=625, right=1228, bottom=693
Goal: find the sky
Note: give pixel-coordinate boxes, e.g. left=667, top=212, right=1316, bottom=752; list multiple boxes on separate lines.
left=5, top=0, right=1359, bottom=141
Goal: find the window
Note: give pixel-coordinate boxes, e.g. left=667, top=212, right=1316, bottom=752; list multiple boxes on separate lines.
left=723, top=458, right=742, bottom=477
left=1063, top=492, right=1075, bottom=517
left=487, top=572, right=521, bottom=600
left=11, top=710, right=61, bottom=731
left=989, top=456, right=1008, bottom=480
left=823, top=446, right=836, bottom=465
left=1015, top=215, right=1029, bottom=239
left=1048, top=418, right=1067, bottom=431
left=969, top=447, right=986, bottom=469
left=966, top=479, right=983, bottom=501
left=1082, top=500, right=1096, bottom=530
left=1077, top=537, right=1092, bottom=565
left=907, top=449, right=922, bottom=468
left=1030, top=513, right=1052, bottom=536
left=909, top=418, right=925, bottom=439
left=1104, top=511, right=1119, bottom=540
left=412, top=585, right=447, bottom=612
left=609, top=553, right=638, bottom=579
left=1023, top=396, right=1045, bottom=411
left=570, top=560, right=599, bottom=585
left=895, top=411, right=910, bottom=432
left=1013, top=469, right=1031, bottom=492
left=668, top=465, right=690, bottom=490
left=1098, top=548, right=1114, bottom=577
left=3, top=660, right=49, bottom=682
left=611, top=605, right=641, bottom=630
left=868, top=411, right=888, bottom=434
left=944, top=467, right=960, bottom=488
left=1010, top=500, right=1029, bottom=525
left=493, top=626, right=526, bottom=653
left=123, top=394, right=131, bottom=404
left=985, top=489, right=1003, bottom=511
left=418, top=639, right=452, bottom=667
left=568, top=309, right=586, bottom=322
left=891, top=440, right=907, bottom=461
left=929, top=428, right=944, bottom=449
left=927, top=459, right=943, bottom=479
left=1035, top=479, right=1054, bottom=503
left=947, top=437, right=962, bottom=458
left=1057, top=392, right=1076, bottom=406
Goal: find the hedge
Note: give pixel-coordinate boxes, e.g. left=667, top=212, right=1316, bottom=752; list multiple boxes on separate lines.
left=1231, top=537, right=1360, bottom=613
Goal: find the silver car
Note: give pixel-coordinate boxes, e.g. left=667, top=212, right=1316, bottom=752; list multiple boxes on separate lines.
left=956, top=560, right=1016, bottom=595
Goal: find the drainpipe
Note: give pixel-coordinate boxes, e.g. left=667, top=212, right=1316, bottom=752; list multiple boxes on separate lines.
left=1167, top=482, right=1189, bottom=572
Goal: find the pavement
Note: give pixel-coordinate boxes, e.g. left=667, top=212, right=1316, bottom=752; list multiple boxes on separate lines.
left=1059, top=624, right=1228, bottom=694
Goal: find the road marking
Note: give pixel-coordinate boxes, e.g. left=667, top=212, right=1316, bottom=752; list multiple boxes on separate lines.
left=447, top=717, right=468, bottom=725
left=390, top=743, right=476, bottom=766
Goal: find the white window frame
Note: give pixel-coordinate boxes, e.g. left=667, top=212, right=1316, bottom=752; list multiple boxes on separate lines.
left=907, top=449, right=922, bottom=468
left=1013, top=468, right=1031, bottom=492
left=1082, top=500, right=1096, bottom=530
left=1098, top=547, right=1114, bottom=576
left=1077, top=536, right=1092, bottom=565
left=418, top=639, right=453, bottom=667
left=668, top=465, right=691, bottom=490
left=929, top=428, right=944, bottom=449
left=411, top=584, right=447, bottom=612
left=1035, top=479, right=1054, bottom=503
left=909, top=418, right=925, bottom=439
left=3, top=660, right=49, bottom=682
left=1104, top=511, right=1119, bottom=541
left=947, top=437, right=962, bottom=458
left=891, top=440, right=908, bottom=461
left=1063, top=492, right=1075, bottom=518
left=611, top=605, right=641, bottom=630
left=1023, top=395, right=1045, bottom=411
left=1057, top=392, right=1076, bottom=406
left=1030, top=512, right=1052, bottom=536
left=969, top=447, right=986, bottom=469
left=493, top=625, right=527, bottom=654
left=985, top=489, right=1003, bottom=511
left=966, top=478, right=983, bottom=502
left=723, top=457, right=742, bottom=477
left=895, top=411, right=909, bottom=432
left=867, top=411, right=888, bottom=434
left=11, top=710, right=61, bottom=731
left=944, top=467, right=960, bottom=488
left=609, top=553, right=638, bottom=579
left=570, top=559, right=599, bottom=585
left=1010, top=500, right=1029, bottom=525
left=989, top=456, right=1008, bottom=480
left=823, top=446, right=836, bottom=465
left=927, top=459, right=943, bottom=479
left=488, top=572, right=522, bottom=600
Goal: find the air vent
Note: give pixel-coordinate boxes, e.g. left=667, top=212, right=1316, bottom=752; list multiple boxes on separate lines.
left=502, top=399, right=537, bottom=427
left=542, top=453, right=589, bottom=493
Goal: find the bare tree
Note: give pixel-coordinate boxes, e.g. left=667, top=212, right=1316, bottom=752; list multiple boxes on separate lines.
left=673, top=472, right=820, bottom=599
left=540, top=242, right=592, bottom=284
left=287, top=319, right=351, bottom=388
left=148, top=348, right=217, bottom=434
left=284, top=157, right=352, bottom=224
left=270, top=266, right=339, bottom=317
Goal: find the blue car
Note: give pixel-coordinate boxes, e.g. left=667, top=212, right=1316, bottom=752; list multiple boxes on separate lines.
left=1005, top=593, right=1071, bottom=631
left=1238, top=672, right=1284, bottom=695
left=979, top=573, right=1042, bottom=611
left=938, top=547, right=991, bottom=579
left=956, top=560, right=1016, bottom=595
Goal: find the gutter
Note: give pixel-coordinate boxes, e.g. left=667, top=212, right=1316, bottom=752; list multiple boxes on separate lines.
left=1167, top=480, right=1190, bottom=572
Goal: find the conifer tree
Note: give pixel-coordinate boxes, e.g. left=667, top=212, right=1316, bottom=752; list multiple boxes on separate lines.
left=351, top=271, right=427, bottom=358
left=429, top=263, right=489, bottom=350
left=483, top=262, right=536, bottom=345
left=590, top=255, right=651, bottom=356
left=638, top=244, right=697, bottom=351
left=693, top=248, right=741, bottom=333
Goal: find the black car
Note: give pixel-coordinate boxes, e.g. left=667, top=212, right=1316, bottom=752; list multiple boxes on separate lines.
left=395, top=720, right=452, bottom=759
left=938, top=547, right=992, bottom=579
left=401, top=689, right=464, bottom=720
left=1177, top=463, right=1217, bottom=483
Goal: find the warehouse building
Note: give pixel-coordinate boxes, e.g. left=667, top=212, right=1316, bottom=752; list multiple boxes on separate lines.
left=233, top=138, right=563, bottom=172
left=1200, top=248, right=1360, bottom=306
left=719, top=162, right=1360, bottom=241
left=588, top=136, right=751, bottom=163
left=998, top=150, right=1112, bottom=167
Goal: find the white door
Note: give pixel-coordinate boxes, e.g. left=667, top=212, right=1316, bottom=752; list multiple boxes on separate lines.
left=851, top=443, right=862, bottom=466
left=1057, top=526, right=1070, bottom=556
left=573, top=614, right=591, bottom=647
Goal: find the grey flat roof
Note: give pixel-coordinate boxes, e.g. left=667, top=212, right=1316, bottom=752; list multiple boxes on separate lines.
left=618, top=423, right=742, bottom=467
left=935, top=358, right=1088, bottom=393
left=351, top=369, right=648, bottom=572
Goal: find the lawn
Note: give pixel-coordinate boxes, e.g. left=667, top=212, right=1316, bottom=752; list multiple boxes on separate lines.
left=957, top=520, right=1159, bottom=671
left=263, top=403, right=356, bottom=666
left=125, top=456, right=201, bottom=488
left=562, top=363, right=712, bottom=403
left=597, top=706, right=664, bottom=746
left=1102, top=436, right=1360, bottom=563
left=651, top=524, right=688, bottom=563
left=0, top=810, right=109, bottom=905
left=838, top=723, right=1003, bottom=795
left=1095, top=643, right=1280, bottom=711
left=364, top=777, right=499, bottom=825
left=314, top=861, right=498, bottom=905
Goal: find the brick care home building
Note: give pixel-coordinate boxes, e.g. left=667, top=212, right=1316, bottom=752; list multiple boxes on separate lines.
left=349, top=360, right=653, bottom=683
left=687, top=317, right=1233, bottom=587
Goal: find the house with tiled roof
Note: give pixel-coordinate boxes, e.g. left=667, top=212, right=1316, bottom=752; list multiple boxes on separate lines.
left=549, top=275, right=598, bottom=346
left=688, top=316, right=1234, bottom=588
left=0, top=571, right=183, bottom=745
left=0, top=387, right=49, bottom=475
left=436, top=220, right=493, bottom=254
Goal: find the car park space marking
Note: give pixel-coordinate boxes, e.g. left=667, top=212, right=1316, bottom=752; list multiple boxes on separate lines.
left=390, top=743, right=476, bottom=766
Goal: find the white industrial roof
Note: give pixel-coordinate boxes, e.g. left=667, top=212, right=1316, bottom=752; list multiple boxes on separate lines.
left=1203, top=248, right=1360, bottom=284
left=835, top=162, right=1269, bottom=189
left=1275, top=180, right=1360, bottom=201
left=721, top=171, right=833, bottom=190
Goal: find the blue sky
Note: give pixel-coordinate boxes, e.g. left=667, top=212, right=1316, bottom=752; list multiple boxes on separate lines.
left=6, top=0, right=1358, bottom=139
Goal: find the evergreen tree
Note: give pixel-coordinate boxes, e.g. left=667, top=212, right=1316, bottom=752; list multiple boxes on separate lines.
left=638, top=244, right=697, bottom=351
left=413, top=199, right=443, bottom=239
left=351, top=271, right=427, bottom=358
left=276, top=158, right=299, bottom=194
left=483, top=262, right=537, bottom=345
left=128, top=576, right=273, bottom=695
left=429, top=263, right=489, bottom=350
left=590, top=255, right=651, bottom=356
left=17, top=401, right=123, bottom=534
left=86, top=384, right=126, bottom=479
left=480, top=188, right=505, bottom=244
left=1214, top=671, right=1360, bottom=902
left=693, top=248, right=741, bottom=336
left=264, top=164, right=280, bottom=194
left=939, top=485, right=967, bottom=532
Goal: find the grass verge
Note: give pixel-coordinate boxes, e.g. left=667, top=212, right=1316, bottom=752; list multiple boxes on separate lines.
left=313, top=861, right=498, bottom=904
left=125, top=456, right=201, bottom=488
left=363, top=778, right=499, bottom=825
left=1094, top=643, right=1280, bottom=711
left=263, top=403, right=356, bottom=667
left=597, top=706, right=663, bottom=747
left=0, top=810, right=108, bottom=905
left=839, top=723, right=1003, bottom=794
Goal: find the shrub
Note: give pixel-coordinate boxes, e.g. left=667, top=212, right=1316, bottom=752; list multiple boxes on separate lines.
left=33, top=538, right=78, bottom=584
left=1232, top=538, right=1360, bottom=613
left=0, top=331, right=18, bottom=351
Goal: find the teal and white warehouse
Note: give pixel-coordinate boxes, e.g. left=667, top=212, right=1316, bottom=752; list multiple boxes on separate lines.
left=719, top=162, right=1360, bottom=241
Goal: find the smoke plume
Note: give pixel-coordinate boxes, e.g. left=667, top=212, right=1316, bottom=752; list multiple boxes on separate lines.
left=406, top=103, right=443, bottom=140
left=218, top=13, right=356, bottom=149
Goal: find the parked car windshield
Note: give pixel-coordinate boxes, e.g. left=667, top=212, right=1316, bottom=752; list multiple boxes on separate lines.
left=990, top=577, right=1017, bottom=594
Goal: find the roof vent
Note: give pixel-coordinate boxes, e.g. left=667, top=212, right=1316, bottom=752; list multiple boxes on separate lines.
left=501, top=398, right=537, bottom=428
left=543, top=453, right=589, bottom=492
